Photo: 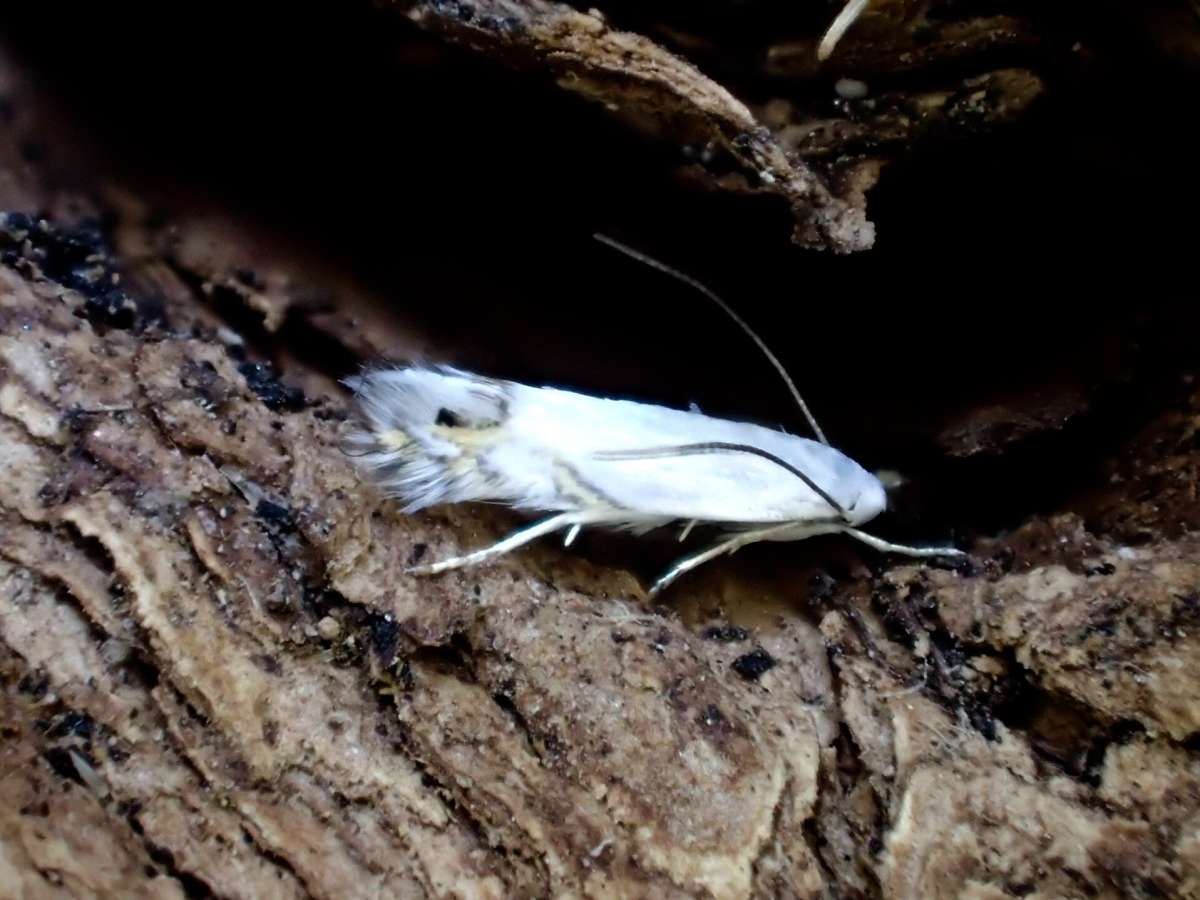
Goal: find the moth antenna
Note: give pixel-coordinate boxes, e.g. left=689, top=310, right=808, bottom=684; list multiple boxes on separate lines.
left=818, top=0, right=871, bottom=61
left=593, top=233, right=830, bottom=445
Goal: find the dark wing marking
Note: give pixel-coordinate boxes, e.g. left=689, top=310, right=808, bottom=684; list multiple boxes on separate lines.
left=593, top=441, right=848, bottom=520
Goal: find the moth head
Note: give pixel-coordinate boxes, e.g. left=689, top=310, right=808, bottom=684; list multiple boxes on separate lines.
left=867, top=468, right=909, bottom=513
left=874, top=468, right=906, bottom=493
left=845, top=471, right=888, bottom=525
left=868, top=468, right=902, bottom=511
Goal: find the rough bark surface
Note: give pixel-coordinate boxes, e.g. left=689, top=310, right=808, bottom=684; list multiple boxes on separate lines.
left=1, top=3, right=1199, bottom=899
left=390, top=0, right=1046, bottom=253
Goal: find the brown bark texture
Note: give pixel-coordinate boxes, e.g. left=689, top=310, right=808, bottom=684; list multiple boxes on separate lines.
left=1, top=2, right=1199, bottom=898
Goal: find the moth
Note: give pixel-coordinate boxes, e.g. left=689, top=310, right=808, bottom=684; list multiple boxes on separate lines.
left=345, top=236, right=962, bottom=597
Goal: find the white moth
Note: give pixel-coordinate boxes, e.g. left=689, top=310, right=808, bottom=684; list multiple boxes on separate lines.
left=345, top=237, right=962, bottom=597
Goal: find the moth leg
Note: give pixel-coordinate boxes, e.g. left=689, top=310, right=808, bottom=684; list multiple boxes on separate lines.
left=563, top=524, right=582, bottom=547
left=678, top=520, right=698, bottom=542
left=839, top=528, right=964, bottom=558
left=648, top=541, right=739, bottom=598
left=408, top=512, right=585, bottom=576
left=649, top=523, right=801, bottom=598
left=819, top=0, right=871, bottom=60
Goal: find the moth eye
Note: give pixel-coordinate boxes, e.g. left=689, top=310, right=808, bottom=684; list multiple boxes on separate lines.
left=435, top=408, right=463, bottom=427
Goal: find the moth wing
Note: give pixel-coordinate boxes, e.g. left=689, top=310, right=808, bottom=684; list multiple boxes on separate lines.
left=569, top=452, right=840, bottom=523
left=347, top=366, right=561, bottom=512
left=504, top=383, right=874, bottom=524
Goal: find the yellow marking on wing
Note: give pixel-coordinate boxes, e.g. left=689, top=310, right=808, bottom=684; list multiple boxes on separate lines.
left=432, top=423, right=505, bottom=447
left=552, top=460, right=605, bottom=508
left=377, top=428, right=411, bottom=451
left=448, top=452, right=478, bottom=478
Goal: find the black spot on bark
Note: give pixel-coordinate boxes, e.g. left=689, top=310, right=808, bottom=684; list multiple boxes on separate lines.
left=731, top=648, right=776, bottom=681
left=370, top=614, right=401, bottom=665
left=49, top=711, right=94, bottom=740
left=255, top=499, right=296, bottom=533
left=238, top=361, right=305, bottom=411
